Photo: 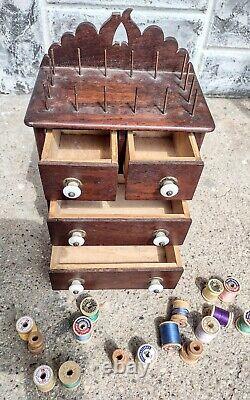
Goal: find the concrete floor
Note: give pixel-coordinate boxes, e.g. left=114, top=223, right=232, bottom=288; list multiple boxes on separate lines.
left=0, top=95, right=249, bottom=400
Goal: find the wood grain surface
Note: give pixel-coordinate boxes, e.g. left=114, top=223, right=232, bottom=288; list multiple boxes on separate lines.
left=24, top=9, right=214, bottom=133
left=49, top=245, right=183, bottom=289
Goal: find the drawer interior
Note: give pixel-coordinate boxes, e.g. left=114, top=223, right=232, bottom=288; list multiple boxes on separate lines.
left=127, top=131, right=200, bottom=162
left=41, top=129, right=118, bottom=163
left=50, top=245, right=181, bottom=270
left=49, top=184, right=189, bottom=218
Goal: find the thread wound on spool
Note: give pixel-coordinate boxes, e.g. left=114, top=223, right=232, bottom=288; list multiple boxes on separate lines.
left=171, top=299, right=190, bottom=327
left=159, top=321, right=181, bottom=351
left=80, top=296, right=99, bottom=323
left=33, top=365, right=55, bottom=393
left=16, top=316, right=37, bottom=341
left=195, top=316, right=220, bottom=344
left=58, top=361, right=81, bottom=389
left=219, top=277, right=240, bottom=303
left=202, top=278, right=224, bottom=303
left=73, top=316, right=92, bottom=343
left=211, top=305, right=233, bottom=328
left=236, top=310, right=250, bottom=335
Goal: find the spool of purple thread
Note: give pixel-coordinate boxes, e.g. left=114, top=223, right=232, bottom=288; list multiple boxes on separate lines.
left=211, top=305, right=233, bottom=328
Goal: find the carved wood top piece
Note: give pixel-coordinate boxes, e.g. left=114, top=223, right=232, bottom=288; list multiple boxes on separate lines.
left=25, top=9, right=215, bottom=132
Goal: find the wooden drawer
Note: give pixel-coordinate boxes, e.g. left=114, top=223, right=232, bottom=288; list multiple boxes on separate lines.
left=49, top=245, right=183, bottom=290
left=124, top=131, right=204, bottom=200
left=39, top=129, right=118, bottom=201
left=48, top=184, right=191, bottom=246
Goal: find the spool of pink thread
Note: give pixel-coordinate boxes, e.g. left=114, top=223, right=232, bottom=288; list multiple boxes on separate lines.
left=219, top=277, right=240, bottom=303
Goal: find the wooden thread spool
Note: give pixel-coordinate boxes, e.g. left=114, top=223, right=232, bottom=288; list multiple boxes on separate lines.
left=180, top=340, right=203, bottom=365
left=112, top=349, right=129, bottom=373
left=33, top=365, right=56, bottom=393
left=80, top=296, right=99, bottom=323
left=171, top=299, right=190, bottom=327
left=28, top=331, right=45, bottom=355
left=195, top=316, right=220, bottom=344
left=219, top=277, right=240, bottom=303
left=16, top=316, right=37, bottom=341
left=202, top=278, right=224, bottom=303
left=58, top=361, right=81, bottom=390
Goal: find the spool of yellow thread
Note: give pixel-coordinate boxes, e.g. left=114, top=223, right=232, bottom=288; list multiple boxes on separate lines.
left=202, top=278, right=224, bottom=303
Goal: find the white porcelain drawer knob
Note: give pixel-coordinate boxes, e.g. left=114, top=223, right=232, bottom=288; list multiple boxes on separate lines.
left=148, top=278, right=164, bottom=294
left=69, top=280, right=84, bottom=295
left=153, top=231, right=170, bottom=247
left=63, top=178, right=82, bottom=199
left=160, top=178, right=179, bottom=198
left=68, top=230, right=86, bottom=246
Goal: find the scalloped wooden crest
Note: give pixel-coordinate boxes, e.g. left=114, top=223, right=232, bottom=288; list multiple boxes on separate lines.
left=42, top=8, right=189, bottom=71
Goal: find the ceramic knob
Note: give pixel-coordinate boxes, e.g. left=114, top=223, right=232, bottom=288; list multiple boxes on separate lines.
left=63, top=178, right=82, bottom=199
left=69, top=280, right=84, bottom=295
left=148, top=278, right=164, bottom=294
left=68, top=230, right=86, bottom=247
left=153, top=231, right=170, bottom=247
left=160, top=178, right=179, bottom=198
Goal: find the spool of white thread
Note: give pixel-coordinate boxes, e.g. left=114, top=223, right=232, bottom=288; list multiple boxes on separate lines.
left=195, top=316, right=220, bottom=344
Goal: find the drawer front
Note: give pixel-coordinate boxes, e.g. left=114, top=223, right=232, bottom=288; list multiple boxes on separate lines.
left=50, top=269, right=183, bottom=290
left=124, top=131, right=204, bottom=200
left=125, top=161, right=203, bottom=200
left=48, top=218, right=191, bottom=246
left=39, top=129, right=118, bottom=200
left=49, top=245, right=183, bottom=290
left=39, top=163, right=118, bottom=201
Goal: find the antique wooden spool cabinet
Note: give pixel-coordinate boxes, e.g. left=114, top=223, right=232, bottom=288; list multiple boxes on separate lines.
left=25, top=9, right=214, bottom=293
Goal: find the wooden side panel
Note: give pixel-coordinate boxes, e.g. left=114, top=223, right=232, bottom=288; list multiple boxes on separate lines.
left=33, top=128, right=46, bottom=158
left=49, top=267, right=183, bottom=290
left=38, top=163, right=118, bottom=201
left=47, top=217, right=191, bottom=246
left=194, top=132, right=205, bottom=149
left=125, top=161, right=204, bottom=200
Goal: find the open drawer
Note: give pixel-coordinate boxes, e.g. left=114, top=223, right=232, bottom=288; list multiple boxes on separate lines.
left=39, top=129, right=118, bottom=201
left=49, top=245, right=183, bottom=290
left=124, top=131, right=204, bottom=200
left=48, top=183, right=191, bottom=246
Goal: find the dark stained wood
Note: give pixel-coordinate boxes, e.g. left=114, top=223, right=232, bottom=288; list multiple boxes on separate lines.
left=45, top=9, right=184, bottom=71
left=39, top=163, right=118, bottom=200
left=33, top=128, right=46, bottom=158
left=24, top=9, right=215, bottom=134
left=194, top=132, right=205, bottom=149
left=48, top=216, right=191, bottom=246
left=50, top=267, right=183, bottom=290
left=125, top=161, right=204, bottom=200
left=24, top=66, right=214, bottom=132
left=49, top=244, right=183, bottom=289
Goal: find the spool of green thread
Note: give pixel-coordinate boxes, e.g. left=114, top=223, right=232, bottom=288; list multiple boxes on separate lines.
left=236, top=310, right=250, bottom=335
left=58, top=361, right=81, bottom=390
left=80, top=296, right=99, bottom=323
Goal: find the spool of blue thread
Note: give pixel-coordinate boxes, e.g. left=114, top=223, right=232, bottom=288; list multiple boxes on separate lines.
left=159, top=321, right=181, bottom=351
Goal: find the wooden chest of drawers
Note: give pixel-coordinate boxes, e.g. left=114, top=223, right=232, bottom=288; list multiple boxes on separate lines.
left=24, top=9, right=214, bottom=292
